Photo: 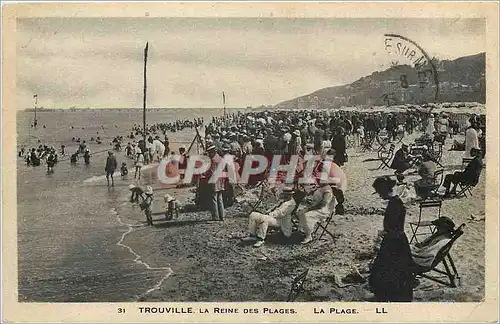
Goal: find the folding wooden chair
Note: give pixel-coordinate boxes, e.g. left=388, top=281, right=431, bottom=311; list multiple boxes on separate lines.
left=455, top=182, right=475, bottom=198
left=376, top=143, right=395, bottom=170
left=430, top=142, right=444, bottom=168
left=375, top=135, right=390, bottom=153
left=414, top=223, right=465, bottom=288
left=409, top=199, right=441, bottom=244
left=311, top=209, right=336, bottom=241
left=455, top=164, right=481, bottom=198
left=287, top=269, right=309, bottom=302
left=428, top=169, right=444, bottom=198
left=361, top=135, right=375, bottom=152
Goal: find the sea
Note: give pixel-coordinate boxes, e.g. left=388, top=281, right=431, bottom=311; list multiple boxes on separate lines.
left=15, top=108, right=229, bottom=302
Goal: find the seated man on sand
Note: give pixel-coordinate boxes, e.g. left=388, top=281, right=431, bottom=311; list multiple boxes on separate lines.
left=297, top=181, right=337, bottom=244
left=411, top=216, right=455, bottom=268
left=390, top=144, right=415, bottom=175
left=413, top=152, right=437, bottom=200
left=442, top=148, right=483, bottom=198
left=242, top=187, right=305, bottom=248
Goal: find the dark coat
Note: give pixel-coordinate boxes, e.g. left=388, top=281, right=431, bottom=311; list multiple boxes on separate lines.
left=369, top=196, right=414, bottom=302
left=105, top=155, right=118, bottom=173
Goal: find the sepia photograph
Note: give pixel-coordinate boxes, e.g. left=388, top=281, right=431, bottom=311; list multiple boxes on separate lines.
left=2, top=2, right=499, bottom=323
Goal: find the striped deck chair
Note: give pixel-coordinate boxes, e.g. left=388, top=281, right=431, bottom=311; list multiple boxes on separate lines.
left=414, top=223, right=465, bottom=287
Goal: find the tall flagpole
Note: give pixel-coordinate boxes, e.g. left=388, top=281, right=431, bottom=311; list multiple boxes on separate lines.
left=222, top=91, right=226, bottom=126
left=33, top=94, right=38, bottom=128
left=143, top=42, right=149, bottom=144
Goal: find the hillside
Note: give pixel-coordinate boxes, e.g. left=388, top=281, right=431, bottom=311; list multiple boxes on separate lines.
left=275, top=53, right=485, bottom=109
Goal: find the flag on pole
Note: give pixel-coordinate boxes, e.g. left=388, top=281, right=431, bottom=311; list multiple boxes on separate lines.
left=33, top=94, right=38, bottom=104
left=222, top=91, right=226, bottom=106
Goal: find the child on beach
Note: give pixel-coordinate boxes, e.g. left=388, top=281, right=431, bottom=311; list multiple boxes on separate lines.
left=128, top=184, right=144, bottom=203
left=141, top=186, right=154, bottom=226
left=134, top=151, right=144, bottom=180
left=120, top=162, right=128, bottom=177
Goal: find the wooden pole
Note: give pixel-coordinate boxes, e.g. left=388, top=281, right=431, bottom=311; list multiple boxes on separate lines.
left=33, top=94, right=38, bottom=128
left=222, top=91, right=226, bottom=126
left=143, top=42, right=149, bottom=144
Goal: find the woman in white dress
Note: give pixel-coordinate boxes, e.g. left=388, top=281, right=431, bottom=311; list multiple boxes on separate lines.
left=464, top=122, right=479, bottom=157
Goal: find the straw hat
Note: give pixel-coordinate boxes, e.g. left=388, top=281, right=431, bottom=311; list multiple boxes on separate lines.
left=431, top=216, right=455, bottom=232
left=293, top=130, right=301, bottom=136
left=372, top=176, right=396, bottom=194
left=164, top=194, right=174, bottom=203
left=145, top=186, right=153, bottom=195
left=128, top=184, right=136, bottom=191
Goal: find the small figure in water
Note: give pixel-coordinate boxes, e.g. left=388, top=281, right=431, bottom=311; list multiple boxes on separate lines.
left=46, top=150, right=56, bottom=174
left=128, top=184, right=144, bottom=203
left=83, top=149, right=91, bottom=165
left=60, top=145, right=65, bottom=156
left=120, top=162, right=128, bottom=177
left=134, top=151, right=144, bottom=180
left=141, top=186, right=154, bottom=226
left=30, top=148, right=41, bottom=166
left=79, top=140, right=87, bottom=154
left=70, top=151, right=79, bottom=164
left=105, top=151, right=118, bottom=187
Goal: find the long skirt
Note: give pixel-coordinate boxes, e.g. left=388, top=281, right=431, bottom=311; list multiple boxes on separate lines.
left=369, top=232, right=414, bottom=302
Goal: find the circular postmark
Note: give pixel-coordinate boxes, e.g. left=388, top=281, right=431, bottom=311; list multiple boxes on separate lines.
left=379, top=34, right=439, bottom=107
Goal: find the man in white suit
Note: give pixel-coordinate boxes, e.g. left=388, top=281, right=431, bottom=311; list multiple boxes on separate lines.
left=297, top=182, right=337, bottom=244
left=243, top=187, right=305, bottom=248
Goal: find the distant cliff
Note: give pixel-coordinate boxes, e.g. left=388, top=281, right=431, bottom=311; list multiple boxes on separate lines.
left=275, top=52, right=485, bottom=109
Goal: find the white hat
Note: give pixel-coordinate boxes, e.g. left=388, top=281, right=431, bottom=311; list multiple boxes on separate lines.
left=128, top=184, right=136, bottom=191
left=145, top=186, right=153, bottom=195
left=164, top=194, right=174, bottom=202
left=293, top=130, right=301, bottom=136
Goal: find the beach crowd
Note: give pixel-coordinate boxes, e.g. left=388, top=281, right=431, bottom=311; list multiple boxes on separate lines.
left=19, top=106, right=486, bottom=302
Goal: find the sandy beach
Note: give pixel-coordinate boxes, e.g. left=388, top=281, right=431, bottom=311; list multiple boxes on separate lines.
left=112, top=133, right=485, bottom=302
left=15, top=109, right=485, bottom=302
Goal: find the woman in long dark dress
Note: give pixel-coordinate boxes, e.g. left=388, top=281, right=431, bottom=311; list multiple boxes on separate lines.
left=331, top=127, right=347, bottom=166
left=369, top=176, right=414, bottom=302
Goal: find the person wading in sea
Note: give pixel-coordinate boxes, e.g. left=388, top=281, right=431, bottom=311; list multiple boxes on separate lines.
left=105, top=151, right=118, bottom=187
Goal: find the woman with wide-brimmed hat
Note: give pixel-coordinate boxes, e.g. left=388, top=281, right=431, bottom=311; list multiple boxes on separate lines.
left=368, top=176, right=414, bottom=302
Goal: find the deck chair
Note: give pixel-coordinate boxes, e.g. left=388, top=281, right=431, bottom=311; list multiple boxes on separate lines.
left=375, top=143, right=395, bottom=170
left=409, top=199, right=441, bottom=244
left=287, top=269, right=309, bottom=302
left=414, top=223, right=465, bottom=287
left=311, top=209, right=336, bottom=241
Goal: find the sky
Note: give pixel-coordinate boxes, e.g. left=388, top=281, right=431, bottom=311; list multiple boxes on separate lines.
left=16, top=18, right=486, bottom=109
